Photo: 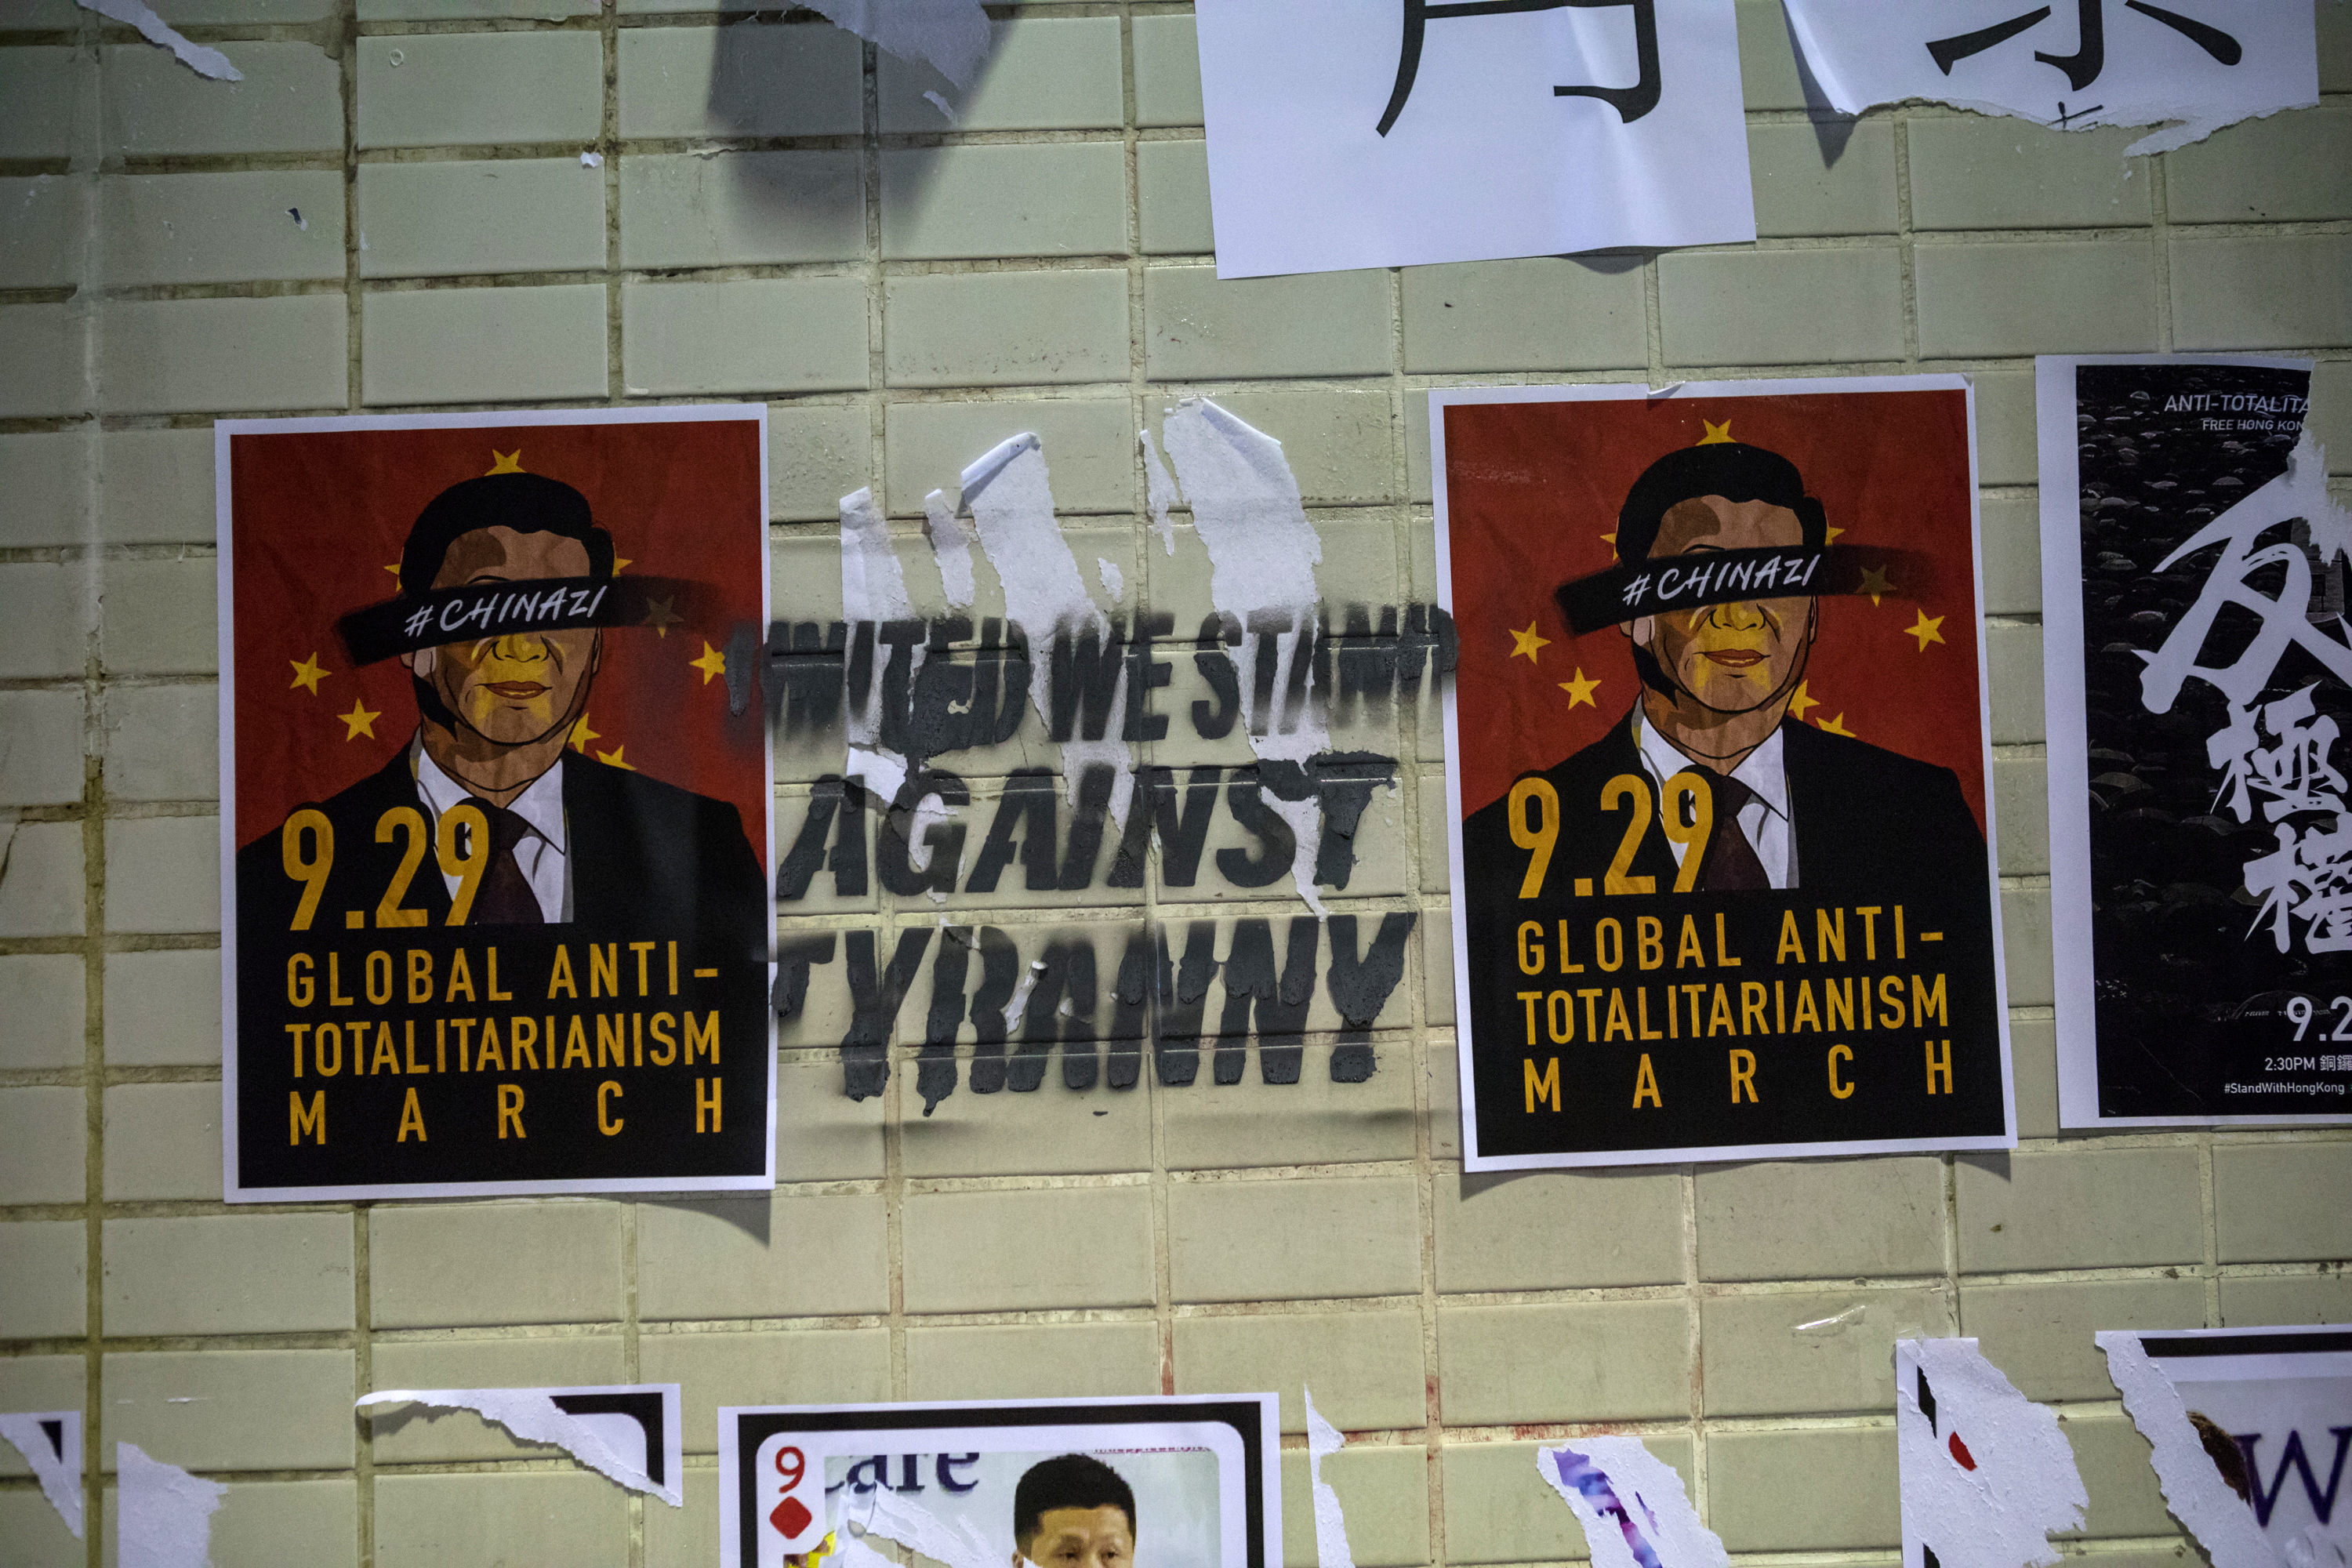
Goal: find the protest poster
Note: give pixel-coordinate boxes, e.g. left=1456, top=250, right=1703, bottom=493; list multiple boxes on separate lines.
left=717, top=1396, right=1279, bottom=1568
left=215, top=405, right=775, bottom=1200
left=1435, top=379, right=2013, bottom=1169
left=1192, top=0, right=1754, bottom=278
left=2101, top=1324, right=2352, bottom=1568
left=2039, top=355, right=2352, bottom=1128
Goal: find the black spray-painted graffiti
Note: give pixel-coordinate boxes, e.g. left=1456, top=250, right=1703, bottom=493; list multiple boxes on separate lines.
left=775, top=913, right=1419, bottom=1105
left=750, top=603, right=1456, bottom=754
left=738, top=602, right=1455, bottom=1097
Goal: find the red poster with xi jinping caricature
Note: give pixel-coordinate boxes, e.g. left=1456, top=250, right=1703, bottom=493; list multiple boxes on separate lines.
left=1436, top=379, right=2015, bottom=1170
left=217, top=406, right=774, bottom=1201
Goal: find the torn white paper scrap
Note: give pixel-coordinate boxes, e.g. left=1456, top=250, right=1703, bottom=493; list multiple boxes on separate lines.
left=117, top=1443, right=226, bottom=1568
left=74, top=0, right=240, bottom=80
left=1896, top=1338, right=2086, bottom=1568
left=801, top=0, right=990, bottom=92
left=1096, top=557, right=1124, bottom=600
left=1157, top=397, right=1333, bottom=910
left=1538, top=1436, right=1728, bottom=1568
left=961, top=433, right=1134, bottom=826
left=923, top=488, right=978, bottom=608
left=1304, top=1388, right=1357, bottom=1568
left=1779, top=2, right=2318, bottom=157
left=355, top=1384, right=684, bottom=1506
left=841, top=485, right=916, bottom=809
left=0, top=1410, right=82, bottom=1538
left=847, top=1477, right=1003, bottom=1568
left=1140, top=430, right=1180, bottom=556
left=1193, top=0, right=1753, bottom=278
left=2100, top=1330, right=2290, bottom=1568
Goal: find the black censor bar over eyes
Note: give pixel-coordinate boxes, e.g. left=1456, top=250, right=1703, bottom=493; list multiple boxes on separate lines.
left=338, top=575, right=704, bottom=666
left=1555, top=545, right=1916, bottom=635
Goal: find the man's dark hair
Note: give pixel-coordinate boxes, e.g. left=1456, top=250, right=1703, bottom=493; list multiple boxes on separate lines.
left=1613, top=442, right=1828, bottom=564
left=400, top=472, right=615, bottom=594
left=1013, top=1454, right=1135, bottom=1549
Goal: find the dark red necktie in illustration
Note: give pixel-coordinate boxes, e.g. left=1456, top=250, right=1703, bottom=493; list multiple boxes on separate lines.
left=470, top=800, right=546, bottom=925
left=1694, top=771, right=1769, bottom=892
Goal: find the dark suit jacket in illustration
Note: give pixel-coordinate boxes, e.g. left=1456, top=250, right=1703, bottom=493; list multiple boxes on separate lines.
left=238, top=746, right=769, bottom=962
left=1461, top=708, right=1987, bottom=902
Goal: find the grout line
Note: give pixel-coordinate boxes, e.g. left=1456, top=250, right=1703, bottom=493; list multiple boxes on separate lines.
left=354, top=1205, right=375, bottom=1568
left=74, top=16, right=107, bottom=1568
left=1682, top=1161, right=1708, bottom=1529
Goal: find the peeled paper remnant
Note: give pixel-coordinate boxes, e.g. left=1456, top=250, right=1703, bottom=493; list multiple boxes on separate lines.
left=355, top=1385, right=684, bottom=1506
left=1896, top=1338, right=2086, bottom=1568
left=0, top=1410, right=83, bottom=1538
left=963, top=432, right=1136, bottom=827
left=842, top=485, right=919, bottom=811
left=2097, top=1334, right=2281, bottom=1568
left=74, top=0, right=240, bottom=79
left=1154, top=397, right=1338, bottom=910
left=843, top=1478, right=1004, bottom=1568
left=1537, top=1437, right=1729, bottom=1568
left=117, top=1443, right=227, bottom=1568
left=1304, top=1387, right=1358, bottom=1568
left=801, top=0, right=991, bottom=92
left=1779, top=1, right=2319, bottom=156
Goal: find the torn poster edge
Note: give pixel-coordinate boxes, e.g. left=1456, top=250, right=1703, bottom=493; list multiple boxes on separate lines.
left=798, top=0, right=991, bottom=93
left=355, top=1385, right=684, bottom=1506
left=1776, top=4, right=2316, bottom=158
left=117, top=1443, right=227, bottom=1568
left=74, top=0, right=241, bottom=80
left=1303, top=1387, right=1357, bottom=1568
left=924, top=488, right=978, bottom=608
left=1156, top=396, right=1334, bottom=913
left=960, top=430, right=1137, bottom=829
left=1537, top=1436, right=1730, bottom=1568
left=2096, top=1332, right=2281, bottom=1568
left=0, top=1410, right=83, bottom=1539
left=1894, top=1337, right=2086, bottom=1568
left=844, top=1477, right=1003, bottom=1568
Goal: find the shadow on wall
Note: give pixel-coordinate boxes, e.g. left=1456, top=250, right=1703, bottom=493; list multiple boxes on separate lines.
left=699, top=7, right=1006, bottom=254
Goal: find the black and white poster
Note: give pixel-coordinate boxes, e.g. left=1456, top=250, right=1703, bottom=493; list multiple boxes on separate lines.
left=1781, top=2, right=2319, bottom=155
left=717, top=1396, right=1279, bottom=1568
left=2041, top=356, right=2352, bottom=1127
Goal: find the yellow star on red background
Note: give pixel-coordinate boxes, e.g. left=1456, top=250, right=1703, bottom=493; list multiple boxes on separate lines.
left=1788, top=681, right=1819, bottom=720
left=1817, top=712, right=1855, bottom=738
left=486, top=449, right=524, bottom=474
left=289, top=653, right=329, bottom=694
left=1699, top=419, right=1734, bottom=445
left=338, top=699, right=380, bottom=740
left=1509, top=621, right=1551, bottom=662
left=568, top=713, right=601, bottom=753
left=689, top=641, right=728, bottom=684
left=1559, top=668, right=1602, bottom=709
left=644, top=596, right=681, bottom=637
left=1906, top=609, right=1947, bottom=652
left=1859, top=564, right=1893, bottom=606
left=597, top=745, right=635, bottom=771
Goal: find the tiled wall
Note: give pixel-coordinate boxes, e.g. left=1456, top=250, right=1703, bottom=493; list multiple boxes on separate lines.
left=2, top=1, right=2350, bottom=1563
